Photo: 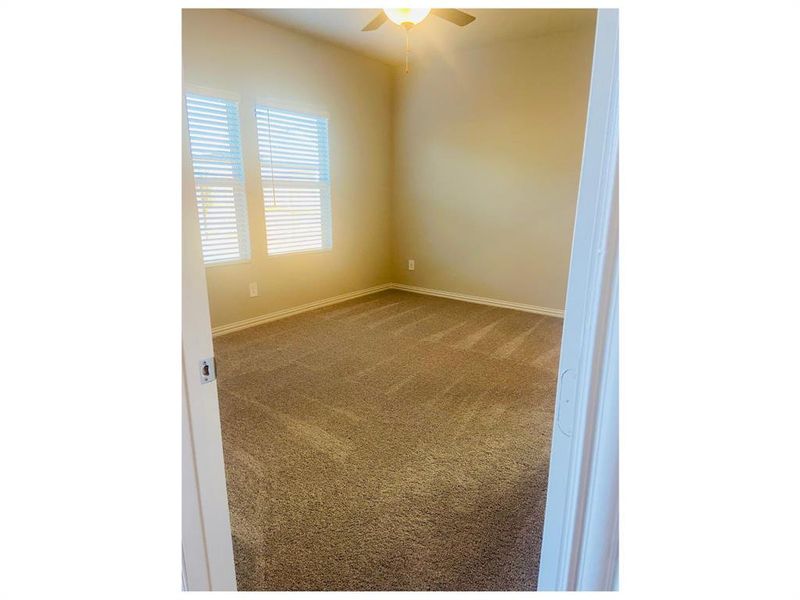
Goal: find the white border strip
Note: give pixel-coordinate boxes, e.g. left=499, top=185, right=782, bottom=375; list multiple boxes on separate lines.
left=212, top=282, right=564, bottom=337
left=391, top=283, right=565, bottom=318
left=211, top=283, right=393, bottom=336
left=211, top=283, right=564, bottom=337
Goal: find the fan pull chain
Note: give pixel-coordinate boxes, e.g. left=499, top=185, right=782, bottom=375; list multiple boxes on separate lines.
left=405, top=28, right=409, bottom=74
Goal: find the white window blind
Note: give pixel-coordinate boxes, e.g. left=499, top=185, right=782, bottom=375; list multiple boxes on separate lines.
left=256, top=105, right=332, bottom=255
left=185, top=93, right=251, bottom=265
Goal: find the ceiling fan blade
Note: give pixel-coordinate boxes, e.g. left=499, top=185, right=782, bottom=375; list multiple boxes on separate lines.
left=362, top=11, right=388, bottom=31
left=431, top=8, right=476, bottom=26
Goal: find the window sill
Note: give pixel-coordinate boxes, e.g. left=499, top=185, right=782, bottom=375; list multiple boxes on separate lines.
left=266, top=247, right=333, bottom=258
left=204, top=258, right=252, bottom=269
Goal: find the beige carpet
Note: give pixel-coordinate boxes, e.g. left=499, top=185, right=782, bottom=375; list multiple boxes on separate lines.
left=214, top=289, right=563, bottom=591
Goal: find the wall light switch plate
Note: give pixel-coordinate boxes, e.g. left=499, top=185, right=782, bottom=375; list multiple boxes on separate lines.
left=249, top=282, right=258, bottom=297
left=408, top=259, right=415, bottom=271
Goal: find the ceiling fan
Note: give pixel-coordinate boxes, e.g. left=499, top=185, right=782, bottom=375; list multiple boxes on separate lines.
left=361, top=8, right=477, bottom=73
left=361, top=8, right=476, bottom=31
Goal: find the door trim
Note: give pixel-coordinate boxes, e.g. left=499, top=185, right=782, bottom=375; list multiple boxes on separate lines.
left=537, top=8, right=619, bottom=592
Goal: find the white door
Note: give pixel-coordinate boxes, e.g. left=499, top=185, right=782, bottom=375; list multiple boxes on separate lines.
left=181, top=106, right=237, bottom=591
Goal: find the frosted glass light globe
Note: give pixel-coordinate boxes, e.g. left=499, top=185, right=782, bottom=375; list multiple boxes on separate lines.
left=383, top=8, right=431, bottom=27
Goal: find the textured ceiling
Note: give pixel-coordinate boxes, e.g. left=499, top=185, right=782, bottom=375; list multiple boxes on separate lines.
left=234, top=8, right=597, bottom=66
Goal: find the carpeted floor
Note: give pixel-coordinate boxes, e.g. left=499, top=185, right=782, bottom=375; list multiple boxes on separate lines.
left=214, top=289, right=563, bottom=591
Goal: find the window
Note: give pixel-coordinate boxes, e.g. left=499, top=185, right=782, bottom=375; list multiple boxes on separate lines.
left=185, top=92, right=250, bottom=265
left=256, top=105, right=332, bottom=255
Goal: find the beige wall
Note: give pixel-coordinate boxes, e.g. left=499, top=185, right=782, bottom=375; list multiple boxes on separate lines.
left=184, top=10, right=595, bottom=328
left=391, top=26, right=596, bottom=310
left=183, top=10, right=394, bottom=328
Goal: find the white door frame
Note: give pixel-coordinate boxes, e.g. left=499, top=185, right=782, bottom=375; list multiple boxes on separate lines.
left=182, top=108, right=237, bottom=591
left=537, top=8, right=619, bottom=591
left=181, top=9, right=619, bottom=591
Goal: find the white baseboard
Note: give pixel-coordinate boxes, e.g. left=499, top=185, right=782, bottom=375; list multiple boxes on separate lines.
left=211, top=283, right=393, bottom=336
left=391, top=283, right=565, bottom=318
left=212, top=281, right=563, bottom=337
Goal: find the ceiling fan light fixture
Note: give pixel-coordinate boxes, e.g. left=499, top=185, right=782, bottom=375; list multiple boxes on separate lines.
left=383, top=7, right=431, bottom=28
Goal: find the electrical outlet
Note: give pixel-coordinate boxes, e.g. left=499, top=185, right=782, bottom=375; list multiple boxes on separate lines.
left=408, top=259, right=415, bottom=271
left=249, top=282, right=258, bottom=297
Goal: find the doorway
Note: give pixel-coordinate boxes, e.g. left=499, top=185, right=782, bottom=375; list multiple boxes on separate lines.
left=184, top=11, right=616, bottom=589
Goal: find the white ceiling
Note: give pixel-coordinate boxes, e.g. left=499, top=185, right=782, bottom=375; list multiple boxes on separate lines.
left=234, top=8, right=596, bottom=66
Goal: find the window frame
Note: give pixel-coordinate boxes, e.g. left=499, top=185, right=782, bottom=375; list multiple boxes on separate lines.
left=254, top=99, right=333, bottom=258
left=184, top=85, right=252, bottom=267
